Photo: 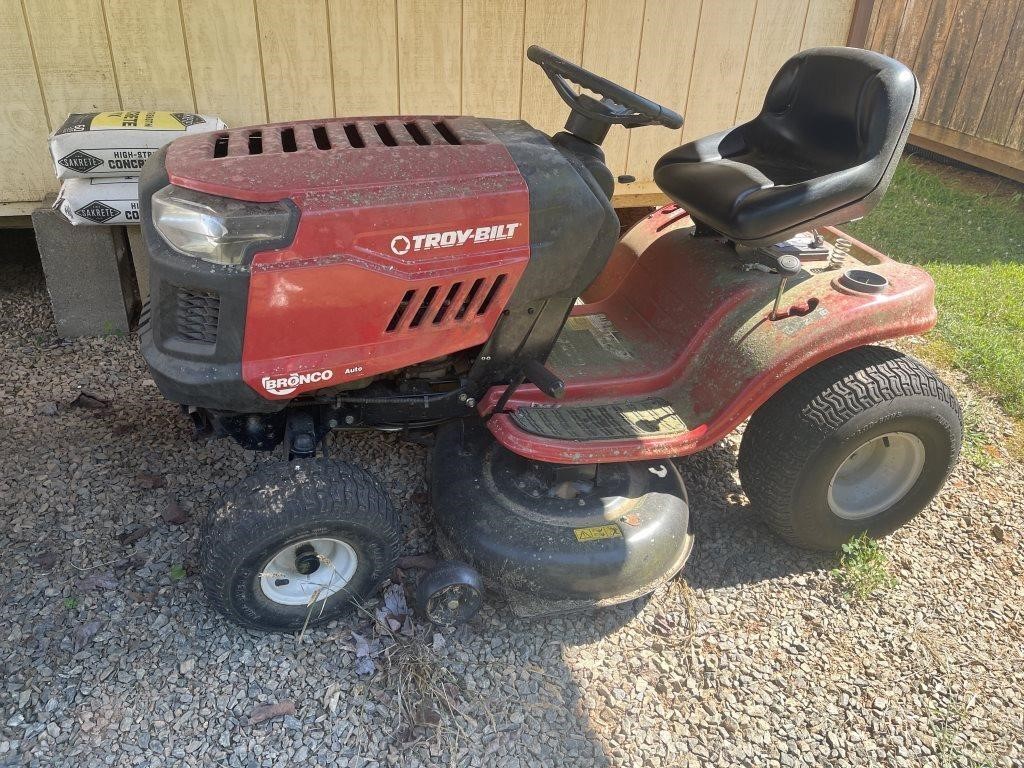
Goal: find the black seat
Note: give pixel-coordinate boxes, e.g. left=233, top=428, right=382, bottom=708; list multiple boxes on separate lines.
left=653, top=47, right=919, bottom=245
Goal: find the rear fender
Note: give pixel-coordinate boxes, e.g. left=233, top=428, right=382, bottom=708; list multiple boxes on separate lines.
left=481, top=207, right=937, bottom=463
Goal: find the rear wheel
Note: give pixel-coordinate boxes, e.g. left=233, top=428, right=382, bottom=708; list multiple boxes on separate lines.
left=200, top=460, right=401, bottom=631
left=738, top=346, right=962, bottom=551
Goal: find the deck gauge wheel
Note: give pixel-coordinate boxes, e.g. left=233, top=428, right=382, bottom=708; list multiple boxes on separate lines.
left=415, top=561, right=485, bottom=626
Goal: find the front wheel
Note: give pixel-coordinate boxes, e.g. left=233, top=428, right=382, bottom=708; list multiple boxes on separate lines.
left=738, top=346, right=962, bottom=551
left=200, top=460, right=401, bottom=631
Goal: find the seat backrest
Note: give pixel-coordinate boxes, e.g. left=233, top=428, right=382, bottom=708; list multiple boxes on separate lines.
left=750, top=46, right=919, bottom=178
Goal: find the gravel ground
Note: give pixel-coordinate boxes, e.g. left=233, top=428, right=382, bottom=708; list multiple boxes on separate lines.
left=2, top=239, right=1022, bottom=768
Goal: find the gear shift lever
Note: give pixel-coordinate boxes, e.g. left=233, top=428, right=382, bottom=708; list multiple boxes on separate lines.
left=770, top=254, right=802, bottom=320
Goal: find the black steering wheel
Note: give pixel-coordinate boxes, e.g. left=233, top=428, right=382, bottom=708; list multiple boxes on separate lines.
left=527, top=45, right=684, bottom=141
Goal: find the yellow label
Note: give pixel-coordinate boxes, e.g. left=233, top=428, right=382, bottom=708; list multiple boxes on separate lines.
left=89, top=111, right=197, bottom=130
left=573, top=524, right=622, bottom=542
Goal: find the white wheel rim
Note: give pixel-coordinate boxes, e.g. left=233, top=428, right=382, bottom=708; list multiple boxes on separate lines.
left=827, top=432, right=926, bottom=521
left=258, top=537, right=358, bottom=606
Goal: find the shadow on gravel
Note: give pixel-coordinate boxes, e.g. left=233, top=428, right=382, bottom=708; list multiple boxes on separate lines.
left=676, top=441, right=833, bottom=592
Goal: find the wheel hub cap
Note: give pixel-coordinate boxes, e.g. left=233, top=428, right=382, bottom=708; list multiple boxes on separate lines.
left=828, top=432, right=926, bottom=521
left=294, top=544, right=321, bottom=576
left=259, top=537, right=358, bottom=606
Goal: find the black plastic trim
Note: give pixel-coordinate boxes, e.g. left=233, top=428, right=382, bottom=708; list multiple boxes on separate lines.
left=138, top=146, right=286, bottom=413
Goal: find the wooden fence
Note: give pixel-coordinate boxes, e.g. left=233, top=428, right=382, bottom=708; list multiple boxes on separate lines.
left=859, top=0, right=1024, bottom=182
left=1, top=0, right=857, bottom=213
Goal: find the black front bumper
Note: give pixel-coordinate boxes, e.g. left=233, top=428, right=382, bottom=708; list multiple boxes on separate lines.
left=138, top=146, right=281, bottom=414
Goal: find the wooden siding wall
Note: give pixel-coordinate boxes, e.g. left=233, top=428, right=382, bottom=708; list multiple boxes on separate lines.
left=0, top=0, right=855, bottom=208
left=863, top=0, right=1024, bottom=182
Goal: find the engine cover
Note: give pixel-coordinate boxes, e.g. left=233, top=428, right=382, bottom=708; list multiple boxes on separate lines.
left=163, top=117, right=532, bottom=400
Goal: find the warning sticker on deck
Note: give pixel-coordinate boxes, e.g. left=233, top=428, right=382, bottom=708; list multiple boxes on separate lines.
left=565, top=313, right=635, bottom=361
left=573, top=524, right=623, bottom=542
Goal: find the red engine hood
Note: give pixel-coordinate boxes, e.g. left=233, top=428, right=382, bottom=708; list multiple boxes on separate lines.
left=163, top=116, right=520, bottom=204
left=165, top=116, right=534, bottom=400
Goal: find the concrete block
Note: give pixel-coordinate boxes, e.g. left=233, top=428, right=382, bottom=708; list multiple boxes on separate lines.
left=31, top=203, right=140, bottom=338
left=125, top=225, right=150, bottom=301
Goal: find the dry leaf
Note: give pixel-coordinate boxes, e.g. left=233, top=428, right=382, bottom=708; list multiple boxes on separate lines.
left=118, top=525, right=153, bottom=546
left=135, top=473, right=166, bottom=490
left=161, top=498, right=188, bottom=525
left=72, top=620, right=101, bottom=651
left=70, top=390, right=110, bottom=410
left=249, top=700, right=296, bottom=725
left=32, top=550, right=58, bottom=569
left=79, top=572, right=118, bottom=591
left=354, top=656, right=376, bottom=676
left=397, top=554, right=438, bottom=571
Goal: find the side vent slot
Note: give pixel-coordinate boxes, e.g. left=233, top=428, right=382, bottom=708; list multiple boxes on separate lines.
left=409, top=286, right=439, bottom=328
left=434, top=121, right=461, bottom=145
left=405, top=122, right=429, bottom=145
left=433, top=282, right=462, bottom=324
left=386, top=289, right=416, bottom=332
left=280, top=127, right=297, bottom=152
left=344, top=123, right=365, bottom=148
left=455, top=278, right=485, bottom=320
left=248, top=130, right=263, bottom=154
left=312, top=125, right=331, bottom=149
left=476, top=274, right=506, bottom=315
left=374, top=122, right=398, bottom=146
left=213, top=134, right=229, bottom=158
left=389, top=277, right=507, bottom=332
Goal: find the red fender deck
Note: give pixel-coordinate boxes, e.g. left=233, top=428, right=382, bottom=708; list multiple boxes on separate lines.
left=481, top=206, right=937, bottom=464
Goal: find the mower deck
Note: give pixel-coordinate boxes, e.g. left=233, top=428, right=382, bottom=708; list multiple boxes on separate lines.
left=483, top=209, right=938, bottom=463
left=431, top=420, right=693, bottom=617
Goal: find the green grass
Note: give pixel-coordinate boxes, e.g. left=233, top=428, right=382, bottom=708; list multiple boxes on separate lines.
left=831, top=533, right=897, bottom=600
left=960, top=398, right=999, bottom=468
left=844, top=158, right=1024, bottom=420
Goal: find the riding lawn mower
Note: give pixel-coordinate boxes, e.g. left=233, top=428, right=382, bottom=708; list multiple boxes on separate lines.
left=137, top=45, right=962, bottom=631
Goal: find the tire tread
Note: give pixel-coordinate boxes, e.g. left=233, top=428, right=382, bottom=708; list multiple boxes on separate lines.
left=199, top=460, right=401, bottom=630
left=738, top=346, right=962, bottom=548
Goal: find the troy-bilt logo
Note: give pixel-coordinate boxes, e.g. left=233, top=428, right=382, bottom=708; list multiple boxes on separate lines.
left=390, top=222, right=522, bottom=256
left=261, top=369, right=333, bottom=396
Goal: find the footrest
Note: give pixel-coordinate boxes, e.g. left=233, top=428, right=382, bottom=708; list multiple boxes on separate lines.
left=509, top=397, right=688, bottom=440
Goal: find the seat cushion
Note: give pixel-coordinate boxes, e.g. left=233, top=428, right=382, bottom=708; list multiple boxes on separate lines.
left=654, top=138, right=872, bottom=242
left=653, top=47, right=919, bottom=245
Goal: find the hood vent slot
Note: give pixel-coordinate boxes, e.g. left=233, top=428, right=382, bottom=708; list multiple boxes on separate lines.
left=212, top=119, right=465, bottom=158
left=433, top=121, right=460, bottom=145
left=375, top=123, right=397, bottom=146
left=312, top=125, right=331, bottom=149
left=344, top=124, right=365, bottom=148
left=280, top=127, right=297, bottom=152
left=386, top=275, right=508, bottom=333
left=405, top=122, right=429, bottom=145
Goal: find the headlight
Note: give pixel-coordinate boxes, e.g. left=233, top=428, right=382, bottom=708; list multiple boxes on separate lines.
left=151, top=185, right=293, bottom=265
